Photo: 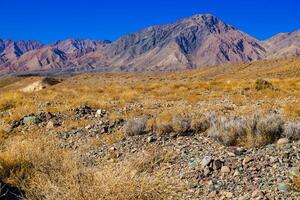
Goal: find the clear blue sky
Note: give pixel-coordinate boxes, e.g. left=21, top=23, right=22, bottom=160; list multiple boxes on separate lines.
left=1, top=0, right=300, bottom=43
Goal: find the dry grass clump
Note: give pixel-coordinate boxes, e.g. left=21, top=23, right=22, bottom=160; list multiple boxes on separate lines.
left=93, top=160, right=181, bottom=200
left=292, top=172, right=300, bottom=191
left=123, top=117, right=148, bottom=136
left=191, top=114, right=210, bottom=134
left=154, top=111, right=174, bottom=136
left=171, top=114, right=192, bottom=136
left=284, top=121, right=300, bottom=140
left=131, top=145, right=177, bottom=174
left=209, top=116, right=247, bottom=146
left=0, top=133, right=180, bottom=200
left=209, top=114, right=284, bottom=147
left=255, top=79, right=274, bottom=90
left=154, top=112, right=193, bottom=136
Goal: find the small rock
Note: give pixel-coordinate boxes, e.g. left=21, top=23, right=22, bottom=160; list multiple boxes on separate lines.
left=46, top=121, right=55, bottom=129
left=251, top=190, right=260, bottom=198
left=223, top=191, right=233, bottom=198
left=208, top=191, right=217, bottom=198
left=234, top=147, right=246, bottom=156
left=147, top=136, right=156, bottom=143
left=95, top=109, right=104, bottom=117
left=213, top=159, right=223, bottom=170
left=243, top=156, right=254, bottom=166
left=22, top=116, right=40, bottom=124
left=277, top=138, right=289, bottom=145
left=110, top=147, right=116, bottom=151
left=220, top=166, right=231, bottom=174
left=201, top=156, right=212, bottom=168
left=2, top=124, right=13, bottom=133
left=204, top=167, right=211, bottom=176
left=233, top=170, right=240, bottom=177
left=269, top=157, right=278, bottom=164
left=188, top=159, right=197, bottom=169
left=278, top=183, right=291, bottom=192
left=288, top=167, right=299, bottom=180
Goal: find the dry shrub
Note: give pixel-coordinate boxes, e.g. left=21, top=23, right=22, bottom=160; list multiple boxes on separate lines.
left=155, top=112, right=192, bottom=136
left=0, top=135, right=87, bottom=200
left=191, top=114, right=210, bottom=134
left=284, top=121, right=300, bottom=140
left=253, top=114, right=284, bottom=146
left=208, top=114, right=284, bottom=147
left=123, top=117, right=147, bottom=136
left=255, top=79, right=274, bottom=90
left=155, top=111, right=174, bottom=135
left=0, top=133, right=180, bottom=200
left=93, top=161, right=181, bottom=200
left=131, top=145, right=177, bottom=174
left=293, top=172, right=300, bottom=191
left=209, top=116, right=247, bottom=146
left=172, top=114, right=191, bottom=136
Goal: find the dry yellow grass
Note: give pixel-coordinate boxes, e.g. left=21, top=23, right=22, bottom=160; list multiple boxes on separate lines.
left=0, top=57, right=299, bottom=199
left=0, top=132, right=181, bottom=200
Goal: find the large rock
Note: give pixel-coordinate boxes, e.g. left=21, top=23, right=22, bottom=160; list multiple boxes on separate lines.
left=20, top=77, right=60, bottom=93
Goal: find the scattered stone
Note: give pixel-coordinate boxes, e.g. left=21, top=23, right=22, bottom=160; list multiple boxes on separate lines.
left=233, top=170, right=240, bottom=177
left=22, top=116, right=41, bottom=124
left=213, top=159, right=223, bottom=170
left=2, top=124, right=13, bottom=133
left=243, top=156, right=254, bottom=165
left=201, top=156, right=212, bottom=168
left=147, top=136, right=156, bottom=143
left=95, top=109, right=105, bottom=118
left=223, top=191, right=233, bottom=198
left=251, top=190, right=260, bottom=198
left=277, top=138, right=289, bottom=145
left=288, top=167, right=299, bottom=180
left=188, top=159, right=197, bottom=169
left=74, top=105, right=96, bottom=118
left=203, top=167, right=211, bottom=176
left=270, top=156, right=278, bottom=164
left=220, top=166, right=231, bottom=174
left=278, top=183, right=291, bottom=192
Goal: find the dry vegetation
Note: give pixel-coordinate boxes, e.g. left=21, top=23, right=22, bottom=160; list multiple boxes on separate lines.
left=0, top=57, right=299, bottom=198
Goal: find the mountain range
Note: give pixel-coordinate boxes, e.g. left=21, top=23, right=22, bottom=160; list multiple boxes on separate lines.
left=0, top=14, right=299, bottom=75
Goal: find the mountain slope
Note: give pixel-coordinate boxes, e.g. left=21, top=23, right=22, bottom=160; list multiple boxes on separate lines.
left=0, top=39, right=42, bottom=65
left=265, top=29, right=300, bottom=57
left=1, top=14, right=300, bottom=74
left=103, top=14, right=267, bottom=71
left=1, top=39, right=110, bottom=73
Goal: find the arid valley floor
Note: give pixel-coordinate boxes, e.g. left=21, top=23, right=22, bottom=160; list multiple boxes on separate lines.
left=0, top=57, right=299, bottom=199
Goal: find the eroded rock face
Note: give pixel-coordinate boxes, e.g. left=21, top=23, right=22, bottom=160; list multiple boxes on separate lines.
left=0, top=14, right=269, bottom=74
left=20, top=77, right=61, bottom=93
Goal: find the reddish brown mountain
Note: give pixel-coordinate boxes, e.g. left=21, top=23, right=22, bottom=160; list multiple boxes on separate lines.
left=0, top=14, right=299, bottom=74
left=264, top=29, right=300, bottom=57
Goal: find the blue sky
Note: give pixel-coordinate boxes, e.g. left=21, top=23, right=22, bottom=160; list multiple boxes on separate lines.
left=1, top=0, right=300, bottom=43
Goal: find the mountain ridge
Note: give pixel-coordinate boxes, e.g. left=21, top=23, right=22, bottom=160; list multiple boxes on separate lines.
left=0, top=14, right=299, bottom=74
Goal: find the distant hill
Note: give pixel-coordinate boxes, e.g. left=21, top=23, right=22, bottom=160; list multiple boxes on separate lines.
left=0, top=14, right=299, bottom=74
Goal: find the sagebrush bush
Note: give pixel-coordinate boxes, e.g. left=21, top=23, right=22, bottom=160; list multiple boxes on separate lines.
left=208, top=116, right=248, bottom=146
left=254, top=114, right=284, bottom=145
left=191, top=114, right=210, bottom=134
left=284, top=122, right=300, bottom=140
left=208, top=114, right=284, bottom=147
left=172, top=114, right=191, bottom=136
left=155, top=112, right=174, bottom=136
left=123, top=117, right=147, bottom=136
left=255, top=79, right=274, bottom=90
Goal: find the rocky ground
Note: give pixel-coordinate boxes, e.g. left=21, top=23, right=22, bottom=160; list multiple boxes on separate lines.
left=3, top=103, right=299, bottom=200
